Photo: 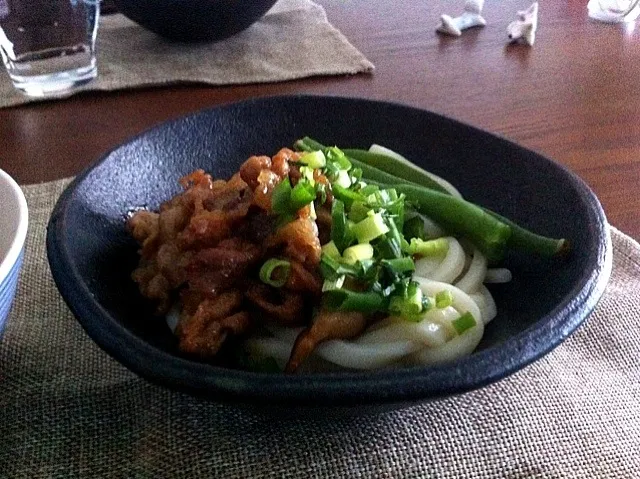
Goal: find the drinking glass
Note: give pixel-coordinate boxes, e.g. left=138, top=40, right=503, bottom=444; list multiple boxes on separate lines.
left=588, top=0, right=640, bottom=22
left=0, top=0, right=100, bottom=97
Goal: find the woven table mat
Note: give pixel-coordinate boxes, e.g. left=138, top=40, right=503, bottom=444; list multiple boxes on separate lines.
left=0, top=178, right=638, bottom=478
left=0, top=0, right=373, bottom=109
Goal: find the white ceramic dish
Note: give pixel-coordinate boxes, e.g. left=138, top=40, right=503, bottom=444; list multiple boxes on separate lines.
left=0, top=169, right=28, bottom=334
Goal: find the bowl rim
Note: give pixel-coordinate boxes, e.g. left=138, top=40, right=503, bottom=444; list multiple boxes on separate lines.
left=0, top=168, right=28, bottom=285
left=46, top=94, right=613, bottom=406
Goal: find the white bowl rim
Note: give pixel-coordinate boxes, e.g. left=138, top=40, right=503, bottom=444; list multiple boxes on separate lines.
left=0, top=168, right=28, bottom=284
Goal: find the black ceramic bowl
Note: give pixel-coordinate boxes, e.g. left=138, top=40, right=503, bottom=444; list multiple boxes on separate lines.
left=46, top=95, right=611, bottom=409
left=113, top=0, right=278, bottom=42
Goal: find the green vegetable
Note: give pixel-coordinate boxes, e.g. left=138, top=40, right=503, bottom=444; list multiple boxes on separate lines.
left=381, top=183, right=511, bottom=263
left=352, top=212, right=389, bottom=244
left=321, top=241, right=341, bottom=260
left=435, top=290, right=454, bottom=309
left=485, top=209, right=569, bottom=258
left=323, top=289, right=386, bottom=313
left=389, top=281, right=424, bottom=321
left=290, top=180, right=316, bottom=210
left=381, top=257, right=415, bottom=276
left=331, top=200, right=354, bottom=251
left=452, top=312, right=477, bottom=335
left=403, top=215, right=426, bottom=240
left=271, top=177, right=315, bottom=215
left=406, top=237, right=450, bottom=257
left=299, top=150, right=326, bottom=168
left=334, top=170, right=352, bottom=189
left=343, top=243, right=374, bottom=264
left=332, top=184, right=365, bottom=208
left=259, top=259, right=291, bottom=288
left=319, top=252, right=358, bottom=281
left=342, top=148, right=451, bottom=195
left=271, top=177, right=293, bottom=215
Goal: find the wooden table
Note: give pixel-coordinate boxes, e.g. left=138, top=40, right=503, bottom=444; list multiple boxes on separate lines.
left=1, top=0, right=639, bottom=238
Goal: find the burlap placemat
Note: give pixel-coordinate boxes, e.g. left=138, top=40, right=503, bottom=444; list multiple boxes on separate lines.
left=0, top=0, right=373, bottom=109
left=1, top=178, right=638, bottom=478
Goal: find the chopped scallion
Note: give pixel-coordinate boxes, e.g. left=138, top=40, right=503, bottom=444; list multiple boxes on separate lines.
left=452, top=312, right=477, bottom=335
left=343, top=243, right=374, bottom=264
left=259, top=259, right=291, bottom=288
left=321, top=241, right=341, bottom=260
left=406, top=237, right=449, bottom=257
left=352, top=212, right=389, bottom=244
left=324, top=289, right=385, bottom=313
left=435, top=290, right=454, bottom=309
left=299, top=150, right=326, bottom=169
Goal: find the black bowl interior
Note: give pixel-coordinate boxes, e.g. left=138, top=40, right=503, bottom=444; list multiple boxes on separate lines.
left=113, top=0, right=278, bottom=42
left=46, top=95, right=611, bottom=408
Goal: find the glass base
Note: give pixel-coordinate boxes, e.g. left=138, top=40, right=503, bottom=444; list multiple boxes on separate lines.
left=9, top=61, right=97, bottom=97
left=588, top=0, right=640, bottom=23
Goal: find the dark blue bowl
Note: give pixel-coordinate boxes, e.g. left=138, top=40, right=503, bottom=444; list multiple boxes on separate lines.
left=46, top=95, right=611, bottom=409
left=113, top=0, right=278, bottom=42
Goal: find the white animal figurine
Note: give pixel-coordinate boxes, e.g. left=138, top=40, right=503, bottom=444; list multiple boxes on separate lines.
left=437, top=0, right=486, bottom=37
left=507, top=2, right=539, bottom=46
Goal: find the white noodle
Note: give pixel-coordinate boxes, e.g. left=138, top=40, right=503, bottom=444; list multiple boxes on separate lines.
left=470, top=285, right=498, bottom=325
left=454, top=248, right=487, bottom=294
left=368, top=144, right=463, bottom=198
left=409, top=320, right=484, bottom=365
left=413, top=277, right=483, bottom=324
left=315, top=340, right=422, bottom=370
left=357, top=317, right=450, bottom=348
left=415, top=237, right=466, bottom=284
left=485, top=268, right=513, bottom=284
left=244, top=337, right=294, bottom=370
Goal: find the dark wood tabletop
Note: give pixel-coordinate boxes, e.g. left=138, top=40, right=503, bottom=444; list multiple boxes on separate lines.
left=1, top=0, right=639, bottom=238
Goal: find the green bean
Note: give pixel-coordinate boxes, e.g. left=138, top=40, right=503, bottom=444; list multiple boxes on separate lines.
left=484, top=210, right=570, bottom=258
left=342, top=148, right=451, bottom=195
left=371, top=181, right=512, bottom=263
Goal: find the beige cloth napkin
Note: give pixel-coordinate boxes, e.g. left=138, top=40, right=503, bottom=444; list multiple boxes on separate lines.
left=0, top=0, right=373, bottom=109
left=1, top=179, right=639, bottom=478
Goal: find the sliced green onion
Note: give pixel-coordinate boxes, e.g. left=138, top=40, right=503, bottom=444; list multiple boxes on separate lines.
left=403, top=216, right=426, bottom=240
left=406, top=237, right=449, bottom=257
left=259, top=259, right=291, bottom=288
left=381, top=257, right=415, bottom=275
left=324, top=289, right=385, bottom=313
left=321, top=240, right=341, bottom=260
left=343, top=243, right=374, bottom=264
left=359, top=184, right=380, bottom=196
left=452, top=312, right=477, bottom=335
left=389, top=281, right=424, bottom=321
left=299, top=166, right=316, bottom=184
left=299, top=150, right=326, bottom=168
left=324, top=146, right=352, bottom=170
left=435, top=290, right=454, bottom=309
left=290, top=180, right=316, bottom=210
left=332, top=184, right=365, bottom=208
left=320, top=252, right=358, bottom=280
left=331, top=200, right=354, bottom=251
left=322, top=275, right=346, bottom=292
left=347, top=201, right=370, bottom=223
left=315, top=182, right=328, bottom=204
left=334, top=170, right=352, bottom=189
left=271, top=177, right=293, bottom=215
left=352, top=212, right=389, bottom=244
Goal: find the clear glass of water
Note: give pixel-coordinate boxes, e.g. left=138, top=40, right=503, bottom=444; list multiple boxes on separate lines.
left=0, top=0, right=100, bottom=97
left=588, top=0, right=640, bottom=22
